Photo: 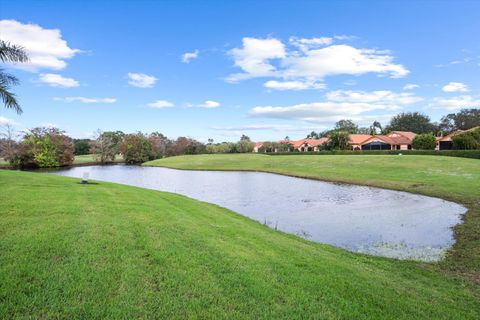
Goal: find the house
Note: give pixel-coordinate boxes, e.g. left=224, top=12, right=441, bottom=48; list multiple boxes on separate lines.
left=253, top=131, right=416, bottom=152
left=291, top=138, right=329, bottom=152
left=435, top=126, right=480, bottom=150
left=253, top=142, right=264, bottom=153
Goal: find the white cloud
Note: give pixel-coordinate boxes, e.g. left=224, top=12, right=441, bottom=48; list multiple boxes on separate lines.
left=249, top=90, right=421, bottom=123
left=0, top=116, right=18, bottom=126
left=148, top=100, right=174, bottom=109
left=442, top=82, right=469, bottom=93
left=264, top=80, right=325, bottom=91
left=326, top=90, right=423, bottom=105
left=289, top=36, right=333, bottom=52
left=0, top=19, right=80, bottom=71
left=127, top=73, right=157, bottom=88
left=403, top=83, right=419, bottom=90
left=38, top=73, right=79, bottom=87
left=211, top=124, right=294, bottom=131
left=181, top=49, right=199, bottom=63
left=198, top=100, right=221, bottom=108
left=227, top=36, right=408, bottom=86
left=227, top=37, right=286, bottom=82
left=429, top=95, right=480, bottom=110
left=53, top=97, right=116, bottom=103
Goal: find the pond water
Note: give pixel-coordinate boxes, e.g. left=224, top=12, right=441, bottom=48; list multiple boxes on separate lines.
left=49, top=165, right=466, bottom=261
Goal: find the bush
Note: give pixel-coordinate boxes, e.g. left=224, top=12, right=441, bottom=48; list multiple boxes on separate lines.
left=325, top=131, right=350, bottom=150
left=8, top=127, right=74, bottom=168
left=119, top=133, right=155, bottom=164
left=452, top=128, right=480, bottom=150
left=412, top=133, right=436, bottom=150
left=73, top=139, right=91, bottom=155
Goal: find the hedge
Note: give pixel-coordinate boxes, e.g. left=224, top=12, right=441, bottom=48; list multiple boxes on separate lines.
left=265, top=149, right=480, bottom=159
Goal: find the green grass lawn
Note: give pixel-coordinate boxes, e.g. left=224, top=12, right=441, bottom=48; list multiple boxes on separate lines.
left=1, top=170, right=479, bottom=319
left=145, top=154, right=480, bottom=281
left=73, top=154, right=123, bottom=165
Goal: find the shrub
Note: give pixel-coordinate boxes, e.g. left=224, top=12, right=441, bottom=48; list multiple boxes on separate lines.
left=412, top=133, right=436, bottom=150
left=452, top=132, right=479, bottom=150
left=73, top=139, right=91, bottom=155
left=119, top=133, right=155, bottom=164
left=9, top=127, right=74, bottom=168
left=325, top=131, right=350, bottom=150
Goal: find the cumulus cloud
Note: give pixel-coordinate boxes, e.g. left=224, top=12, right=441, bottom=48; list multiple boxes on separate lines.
left=227, top=36, right=408, bottom=86
left=403, top=83, right=419, bottom=90
left=127, top=73, right=157, bottom=88
left=181, top=49, right=199, bottom=63
left=442, top=82, right=469, bottom=92
left=429, top=95, right=480, bottom=110
left=148, top=100, right=174, bottom=109
left=38, top=73, right=79, bottom=87
left=0, top=19, right=80, bottom=71
left=264, top=80, right=326, bottom=91
left=53, top=97, right=116, bottom=103
left=198, top=100, right=221, bottom=108
left=249, top=90, right=422, bottom=123
left=227, top=37, right=286, bottom=82
left=326, top=90, right=423, bottom=105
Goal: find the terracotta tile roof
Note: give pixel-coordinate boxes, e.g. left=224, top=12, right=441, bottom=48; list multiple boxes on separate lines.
left=388, top=131, right=416, bottom=140
left=290, top=138, right=329, bottom=148
left=348, top=134, right=372, bottom=145
left=437, top=126, right=480, bottom=141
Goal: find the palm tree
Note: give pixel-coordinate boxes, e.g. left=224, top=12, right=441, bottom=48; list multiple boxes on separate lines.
left=0, top=40, right=29, bottom=114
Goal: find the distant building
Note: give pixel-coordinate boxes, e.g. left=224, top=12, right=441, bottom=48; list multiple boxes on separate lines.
left=435, top=126, right=480, bottom=150
left=253, top=131, right=417, bottom=152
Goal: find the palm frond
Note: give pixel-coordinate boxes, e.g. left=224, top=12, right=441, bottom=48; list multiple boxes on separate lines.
left=0, top=40, right=29, bottom=63
left=0, top=81, right=23, bottom=114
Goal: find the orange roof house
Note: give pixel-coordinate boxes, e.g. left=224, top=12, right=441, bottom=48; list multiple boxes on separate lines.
left=436, top=126, right=479, bottom=150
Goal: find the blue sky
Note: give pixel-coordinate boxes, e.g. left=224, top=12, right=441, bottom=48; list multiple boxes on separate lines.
left=1, top=0, right=479, bottom=142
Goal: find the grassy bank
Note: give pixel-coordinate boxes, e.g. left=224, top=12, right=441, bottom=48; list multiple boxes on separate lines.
left=0, top=170, right=479, bottom=319
left=0, top=154, right=123, bottom=168
left=145, top=154, right=480, bottom=281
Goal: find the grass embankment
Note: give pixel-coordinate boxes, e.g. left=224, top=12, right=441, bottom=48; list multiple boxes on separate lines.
left=0, top=154, right=123, bottom=168
left=0, top=170, right=479, bottom=319
left=145, top=154, right=480, bottom=281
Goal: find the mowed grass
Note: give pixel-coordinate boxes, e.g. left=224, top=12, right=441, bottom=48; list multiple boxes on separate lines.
left=145, top=154, right=480, bottom=280
left=73, top=154, right=123, bottom=165
left=0, top=170, right=479, bottom=319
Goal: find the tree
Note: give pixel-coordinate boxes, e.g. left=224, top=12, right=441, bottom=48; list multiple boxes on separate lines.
left=386, top=112, right=435, bottom=133
left=236, top=135, right=254, bottom=153
left=119, top=133, right=154, bottom=164
left=148, top=132, right=170, bottom=159
left=369, top=121, right=383, bottom=135
left=9, top=127, right=74, bottom=168
left=334, top=119, right=358, bottom=134
left=306, top=131, right=319, bottom=139
left=439, top=109, right=480, bottom=133
left=73, top=139, right=91, bottom=155
left=451, top=128, right=480, bottom=150
left=0, top=123, right=18, bottom=160
left=90, top=130, right=118, bottom=163
left=0, top=40, right=29, bottom=114
left=326, top=131, right=350, bottom=150
left=412, top=133, right=436, bottom=150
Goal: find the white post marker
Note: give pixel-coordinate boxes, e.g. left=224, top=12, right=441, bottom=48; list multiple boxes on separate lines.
left=82, top=172, right=89, bottom=184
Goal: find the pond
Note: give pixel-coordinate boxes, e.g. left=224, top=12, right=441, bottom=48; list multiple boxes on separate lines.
left=48, top=165, right=466, bottom=261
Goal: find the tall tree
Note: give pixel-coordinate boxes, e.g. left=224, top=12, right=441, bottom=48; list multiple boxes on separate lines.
left=386, top=112, right=435, bottom=133
left=0, top=40, right=29, bottom=114
left=334, top=119, right=358, bottom=134
left=439, top=108, right=480, bottom=133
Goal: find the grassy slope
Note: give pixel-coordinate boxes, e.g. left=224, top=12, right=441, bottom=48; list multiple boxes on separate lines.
left=0, top=155, right=123, bottom=168
left=145, top=154, right=480, bottom=280
left=0, top=170, right=479, bottom=319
